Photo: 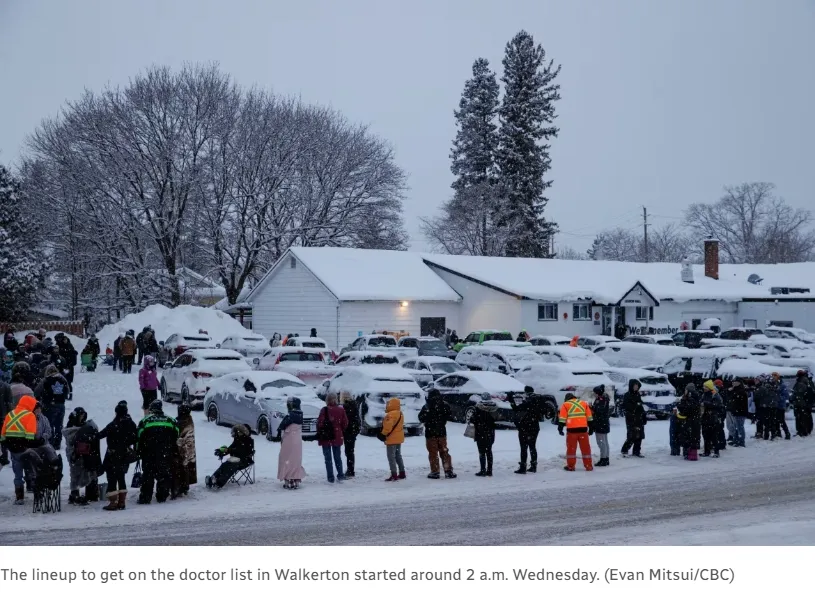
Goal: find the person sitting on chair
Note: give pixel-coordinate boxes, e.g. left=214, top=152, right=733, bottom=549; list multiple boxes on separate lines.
left=206, top=424, right=254, bottom=489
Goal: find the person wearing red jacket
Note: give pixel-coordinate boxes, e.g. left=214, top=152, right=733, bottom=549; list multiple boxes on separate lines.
left=316, top=394, right=348, bottom=483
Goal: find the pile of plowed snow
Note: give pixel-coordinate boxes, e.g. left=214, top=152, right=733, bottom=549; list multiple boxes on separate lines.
left=97, top=304, right=254, bottom=348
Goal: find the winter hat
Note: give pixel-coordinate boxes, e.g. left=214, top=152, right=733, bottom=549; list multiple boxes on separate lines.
left=714, top=379, right=724, bottom=388
left=593, top=384, right=605, bottom=396
left=798, top=370, right=808, bottom=377
left=564, top=392, right=577, bottom=400
left=177, top=403, right=192, bottom=418
left=426, top=388, right=442, bottom=400
left=144, top=355, right=156, bottom=368
left=771, top=372, right=781, bottom=381
left=524, top=385, right=534, bottom=394
left=148, top=400, right=163, bottom=414
left=287, top=396, right=302, bottom=411
left=114, top=400, right=128, bottom=416
left=703, top=380, right=716, bottom=393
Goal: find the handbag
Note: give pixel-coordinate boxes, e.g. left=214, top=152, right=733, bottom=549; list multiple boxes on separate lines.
left=130, top=461, right=143, bottom=488
left=378, top=414, right=402, bottom=442
left=464, top=422, right=476, bottom=439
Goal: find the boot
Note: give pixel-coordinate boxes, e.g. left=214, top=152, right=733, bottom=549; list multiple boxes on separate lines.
left=475, top=469, right=487, bottom=477
left=14, top=486, right=24, bottom=505
left=427, top=472, right=440, bottom=479
left=385, top=474, right=398, bottom=482
left=445, top=470, right=457, bottom=479
left=563, top=465, right=575, bottom=471
left=345, top=470, right=355, bottom=478
left=102, top=494, right=119, bottom=511
left=117, top=492, right=127, bottom=510
left=69, top=490, right=88, bottom=506
left=398, top=471, right=406, bottom=480
left=514, top=463, right=526, bottom=474
left=527, top=462, right=537, bottom=473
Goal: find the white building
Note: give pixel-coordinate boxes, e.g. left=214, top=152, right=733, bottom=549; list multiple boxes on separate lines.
left=244, top=242, right=815, bottom=350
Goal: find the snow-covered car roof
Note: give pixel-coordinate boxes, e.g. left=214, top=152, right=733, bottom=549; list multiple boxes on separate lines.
left=717, top=359, right=800, bottom=379
left=212, top=370, right=307, bottom=387
left=439, top=370, right=526, bottom=393
left=697, top=347, right=769, bottom=357
left=404, top=356, right=462, bottom=365
left=481, top=340, right=532, bottom=348
left=526, top=345, right=606, bottom=360
left=530, top=335, right=572, bottom=343
left=593, top=342, right=688, bottom=367
left=176, top=333, right=213, bottom=341
left=289, top=337, right=329, bottom=345
left=516, top=362, right=610, bottom=375
left=749, top=335, right=811, bottom=347
left=459, top=345, right=541, bottom=358
left=601, top=367, right=670, bottom=381
left=624, top=335, right=675, bottom=343
left=338, top=365, right=414, bottom=381
left=188, top=348, right=246, bottom=359
left=580, top=335, right=621, bottom=342
left=267, top=346, right=327, bottom=355
left=339, top=350, right=400, bottom=361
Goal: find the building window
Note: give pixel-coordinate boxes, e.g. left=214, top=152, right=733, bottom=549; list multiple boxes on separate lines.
left=742, top=319, right=757, bottom=329
left=635, top=306, right=654, bottom=321
left=538, top=303, right=558, bottom=321
left=573, top=303, right=591, bottom=321
left=290, top=257, right=296, bottom=269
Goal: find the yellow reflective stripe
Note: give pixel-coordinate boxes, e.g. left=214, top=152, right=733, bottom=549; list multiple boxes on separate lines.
left=565, top=401, right=587, bottom=418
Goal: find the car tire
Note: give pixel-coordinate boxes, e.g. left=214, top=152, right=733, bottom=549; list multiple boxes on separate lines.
left=206, top=404, right=220, bottom=425
left=257, top=416, right=271, bottom=440
left=541, top=397, right=558, bottom=423
left=463, top=406, right=475, bottom=424
left=160, top=379, right=169, bottom=402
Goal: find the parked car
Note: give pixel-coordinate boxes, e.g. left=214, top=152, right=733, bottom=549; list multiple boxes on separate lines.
left=513, top=363, right=614, bottom=422
left=429, top=370, right=527, bottom=424
left=158, top=332, right=215, bottom=366
left=397, top=336, right=457, bottom=359
left=203, top=371, right=322, bottom=440
left=453, top=330, right=514, bottom=352
left=525, top=345, right=608, bottom=367
left=285, top=336, right=337, bottom=362
left=602, top=368, right=676, bottom=419
left=455, top=345, right=541, bottom=374
left=623, top=335, right=676, bottom=346
left=657, top=350, right=744, bottom=393
left=316, top=366, right=424, bottom=435
left=256, top=347, right=336, bottom=386
left=763, top=326, right=815, bottom=344
left=481, top=340, right=533, bottom=348
left=219, top=333, right=268, bottom=366
left=719, top=327, right=765, bottom=341
left=576, top=336, right=621, bottom=349
left=333, top=350, right=401, bottom=367
left=339, top=334, right=418, bottom=361
left=401, top=356, right=466, bottom=387
left=748, top=337, right=815, bottom=359
left=671, top=330, right=716, bottom=348
left=529, top=335, right=572, bottom=346
left=160, top=348, right=250, bottom=408
left=716, top=359, right=800, bottom=391
left=592, top=342, right=687, bottom=369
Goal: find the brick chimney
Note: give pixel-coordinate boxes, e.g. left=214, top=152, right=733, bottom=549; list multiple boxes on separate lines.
left=704, top=239, right=719, bottom=280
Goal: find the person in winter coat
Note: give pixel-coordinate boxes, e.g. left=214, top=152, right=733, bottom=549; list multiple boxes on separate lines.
left=4, top=330, right=19, bottom=353
left=792, top=371, right=815, bottom=437
left=86, top=334, right=101, bottom=359
left=35, top=364, right=70, bottom=450
left=771, top=373, right=791, bottom=440
left=62, top=407, right=102, bottom=505
left=1, top=349, right=13, bottom=383
left=136, top=400, right=179, bottom=503
left=206, top=423, right=254, bottom=489
left=136, top=327, right=147, bottom=365
left=310, top=328, right=317, bottom=338
left=726, top=380, right=749, bottom=447
left=714, top=379, right=727, bottom=451
left=142, top=329, right=159, bottom=360
left=516, top=330, right=530, bottom=342
left=1, top=395, right=44, bottom=504
left=171, top=403, right=197, bottom=498
left=471, top=396, right=497, bottom=476
left=270, top=333, right=282, bottom=348
left=620, top=379, right=647, bottom=457
left=753, top=375, right=776, bottom=440
left=119, top=331, right=137, bottom=374
left=113, top=335, right=123, bottom=371
left=277, top=397, right=306, bottom=489
left=97, top=400, right=138, bottom=511
left=317, top=394, right=348, bottom=483
left=28, top=344, right=47, bottom=382
left=508, top=386, right=545, bottom=474
left=558, top=393, right=594, bottom=471
left=677, top=384, right=701, bottom=460
left=340, top=392, right=360, bottom=477
left=138, top=356, right=160, bottom=416
left=591, top=385, right=611, bottom=466
left=700, top=381, right=724, bottom=457
left=418, top=389, right=455, bottom=479
left=381, top=397, right=406, bottom=481
left=55, top=333, right=77, bottom=391
left=9, top=362, right=33, bottom=405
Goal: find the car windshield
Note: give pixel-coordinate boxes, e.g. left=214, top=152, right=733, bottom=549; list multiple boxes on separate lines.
left=361, top=355, right=399, bottom=364
left=763, top=329, right=788, bottom=339
left=242, top=337, right=264, bottom=342
left=485, top=332, right=513, bottom=341
left=202, top=356, right=241, bottom=361
left=639, top=376, right=666, bottom=385
left=374, top=378, right=413, bottom=383
left=368, top=337, right=397, bottom=347
left=261, top=379, right=305, bottom=390
left=301, top=341, right=325, bottom=348
left=279, top=353, right=322, bottom=362
left=184, top=336, right=210, bottom=342
left=419, top=340, right=447, bottom=352
left=431, top=362, right=462, bottom=374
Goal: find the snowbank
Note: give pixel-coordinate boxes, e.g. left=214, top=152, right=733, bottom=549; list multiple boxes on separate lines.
left=97, top=304, right=254, bottom=348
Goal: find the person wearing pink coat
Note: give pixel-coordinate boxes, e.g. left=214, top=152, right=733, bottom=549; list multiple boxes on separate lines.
left=138, top=356, right=160, bottom=416
left=277, top=397, right=306, bottom=489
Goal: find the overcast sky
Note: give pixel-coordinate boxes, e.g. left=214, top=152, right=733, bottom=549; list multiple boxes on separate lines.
left=1, top=0, right=813, bottom=253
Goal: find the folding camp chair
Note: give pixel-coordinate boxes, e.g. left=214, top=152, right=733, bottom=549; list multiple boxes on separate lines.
left=228, top=448, right=255, bottom=486
left=32, top=454, right=63, bottom=514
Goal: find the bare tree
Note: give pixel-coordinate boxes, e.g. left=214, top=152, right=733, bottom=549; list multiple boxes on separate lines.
left=647, top=223, right=693, bottom=262
left=553, top=245, right=586, bottom=260
left=587, top=227, right=643, bottom=261
left=685, top=182, right=815, bottom=263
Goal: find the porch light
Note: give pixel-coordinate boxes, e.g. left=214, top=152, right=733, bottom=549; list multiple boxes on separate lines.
left=401, top=301, right=409, bottom=308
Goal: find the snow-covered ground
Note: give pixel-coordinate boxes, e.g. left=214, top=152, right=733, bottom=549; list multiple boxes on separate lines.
left=2, top=362, right=813, bottom=545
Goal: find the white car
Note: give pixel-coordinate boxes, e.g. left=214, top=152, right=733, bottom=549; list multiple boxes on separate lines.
left=340, top=334, right=418, bottom=361
left=763, top=326, right=815, bottom=344
left=219, top=333, right=269, bottom=366
left=160, top=349, right=250, bottom=408
left=577, top=335, right=621, bottom=349
left=623, top=335, right=676, bottom=346
left=513, top=363, right=614, bottom=421
left=286, top=336, right=337, bottom=363
left=592, top=342, right=687, bottom=369
left=430, top=370, right=528, bottom=425
left=455, top=345, right=542, bottom=374
left=159, top=332, right=216, bottom=366
left=317, top=366, right=424, bottom=435
left=256, top=347, right=336, bottom=386
left=525, top=345, right=608, bottom=367
left=602, top=368, right=677, bottom=419
left=203, top=371, right=322, bottom=440
left=529, top=335, right=572, bottom=346
left=401, top=356, right=466, bottom=387
left=333, top=350, right=401, bottom=367
left=749, top=337, right=815, bottom=358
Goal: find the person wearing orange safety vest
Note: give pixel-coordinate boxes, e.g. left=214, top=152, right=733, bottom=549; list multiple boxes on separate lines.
left=1, top=394, right=43, bottom=504
left=558, top=393, right=594, bottom=471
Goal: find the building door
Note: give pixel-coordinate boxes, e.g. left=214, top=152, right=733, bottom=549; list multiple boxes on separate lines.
left=420, top=317, right=446, bottom=338
left=602, top=306, right=613, bottom=336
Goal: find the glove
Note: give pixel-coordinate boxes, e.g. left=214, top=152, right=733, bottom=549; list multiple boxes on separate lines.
left=558, top=424, right=564, bottom=436
left=0, top=453, right=8, bottom=467
left=588, top=427, right=594, bottom=436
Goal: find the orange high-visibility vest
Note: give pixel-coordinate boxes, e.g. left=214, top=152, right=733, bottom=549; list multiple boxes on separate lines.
left=558, top=399, right=593, bottom=429
left=1, top=397, right=38, bottom=441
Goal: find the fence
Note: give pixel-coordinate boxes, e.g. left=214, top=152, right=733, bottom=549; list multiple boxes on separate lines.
left=0, top=320, right=86, bottom=337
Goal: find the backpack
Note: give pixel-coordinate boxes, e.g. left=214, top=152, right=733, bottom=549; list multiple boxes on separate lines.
left=316, top=407, right=334, bottom=442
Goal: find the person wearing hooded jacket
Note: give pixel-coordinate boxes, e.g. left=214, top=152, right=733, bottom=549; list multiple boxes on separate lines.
left=277, top=397, right=306, bottom=489
left=771, top=373, right=792, bottom=440
left=508, top=386, right=545, bottom=474
left=753, top=376, right=777, bottom=440
left=138, top=356, right=159, bottom=416
left=418, top=389, right=456, bottom=479
left=558, top=392, right=594, bottom=471
left=471, top=395, right=497, bottom=477
left=35, top=364, right=70, bottom=450
left=700, top=381, right=724, bottom=457
left=62, top=407, right=102, bottom=505
left=591, top=385, right=611, bottom=466
left=1, top=395, right=51, bottom=504
left=382, top=397, right=406, bottom=481
left=620, top=379, right=646, bottom=457
left=136, top=400, right=179, bottom=503
left=98, top=400, right=138, bottom=511
left=119, top=331, right=137, bottom=374
left=171, top=403, right=197, bottom=498
left=207, top=423, right=254, bottom=489
left=317, top=394, right=348, bottom=483
left=727, top=380, right=749, bottom=447
left=792, top=371, right=815, bottom=437
left=9, top=362, right=34, bottom=405
left=677, top=384, right=701, bottom=460
left=340, top=391, right=360, bottom=478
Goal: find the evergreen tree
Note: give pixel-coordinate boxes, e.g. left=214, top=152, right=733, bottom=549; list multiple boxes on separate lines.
left=0, top=164, right=44, bottom=321
left=495, top=30, right=561, bottom=258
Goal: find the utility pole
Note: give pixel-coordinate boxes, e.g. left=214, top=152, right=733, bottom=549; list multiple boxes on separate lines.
left=642, top=206, right=650, bottom=262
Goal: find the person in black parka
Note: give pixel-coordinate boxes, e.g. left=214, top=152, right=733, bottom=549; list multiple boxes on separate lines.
left=508, top=386, right=545, bottom=473
left=677, top=383, right=701, bottom=460
left=340, top=392, right=360, bottom=478
left=418, top=389, right=455, bottom=479
left=98, top=400, right=138, bottom=511
left=620, top=379, right=647, bottom=457
left=591, top=385, right=611, bottom=466
left=470, top=396, right=497, bottom=477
